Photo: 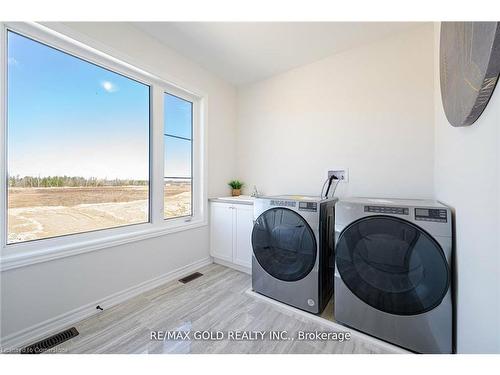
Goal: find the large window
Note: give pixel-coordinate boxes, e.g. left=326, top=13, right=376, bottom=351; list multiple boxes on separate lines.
left=1, top=23, right=206, bottom=266
left=163, top=93, right=193, bottom=219
left=6, top=31, right=150, bottom=244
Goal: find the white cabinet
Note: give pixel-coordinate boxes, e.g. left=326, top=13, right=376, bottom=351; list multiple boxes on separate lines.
left=210, top=203, right=235, bottom=261
left=210, top=201, right=253, bottom=272
left=233, top=205, right=254, bottom=268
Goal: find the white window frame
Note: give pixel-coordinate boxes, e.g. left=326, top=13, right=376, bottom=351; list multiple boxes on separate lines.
left=0, top=22, right=208, bottom=271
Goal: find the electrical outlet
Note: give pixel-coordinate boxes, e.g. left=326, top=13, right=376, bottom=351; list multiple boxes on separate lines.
left=328, top=169, right=348, bottom=182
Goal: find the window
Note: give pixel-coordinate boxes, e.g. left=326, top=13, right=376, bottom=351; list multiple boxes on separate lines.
left=163, top=93, right=193, bottom=219
left=6, top=30, right=150, bottom=244
left=1, top=23, right=206, bottom=267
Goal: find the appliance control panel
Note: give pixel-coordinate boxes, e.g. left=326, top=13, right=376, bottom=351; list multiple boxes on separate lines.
left=298, top=202, right=318, bottom=212
left=270, top=200, right=296, bottom=208
left=364, top=206, right=409, bottom=215
left=415, top=208, right=448, bottom=223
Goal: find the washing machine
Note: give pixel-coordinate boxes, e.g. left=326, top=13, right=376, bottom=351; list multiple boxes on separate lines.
left=252, top=195, right=337, bottom=314
left=334, top=198, right=453, bottom=353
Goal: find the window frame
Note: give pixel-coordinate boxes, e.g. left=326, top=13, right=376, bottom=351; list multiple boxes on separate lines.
left=0, top=22, right=208, bottom=271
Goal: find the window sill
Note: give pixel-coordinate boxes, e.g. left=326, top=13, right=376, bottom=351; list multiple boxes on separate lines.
left=0, top=219, right=208, bottom=272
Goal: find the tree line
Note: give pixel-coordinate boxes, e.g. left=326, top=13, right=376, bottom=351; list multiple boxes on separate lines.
left=8, top=175, right=148, bottom=188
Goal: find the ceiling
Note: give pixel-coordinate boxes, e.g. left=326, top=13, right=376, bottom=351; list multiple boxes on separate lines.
left=134, top=22, right=422, bottom=86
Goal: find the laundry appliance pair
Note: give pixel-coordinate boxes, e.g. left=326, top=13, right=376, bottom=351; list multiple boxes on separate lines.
left=251, top=196, right=453, bottom=354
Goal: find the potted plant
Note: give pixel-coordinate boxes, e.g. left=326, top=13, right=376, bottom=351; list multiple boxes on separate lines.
left=228, top=180, right=244, bottom=196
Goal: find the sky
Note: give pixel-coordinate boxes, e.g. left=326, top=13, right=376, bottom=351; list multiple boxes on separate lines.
left=7, top=31, right=192, bottom=181
left=164, top=93, right=192, bottom=178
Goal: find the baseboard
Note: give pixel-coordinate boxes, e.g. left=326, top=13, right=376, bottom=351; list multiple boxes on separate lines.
left=212, top=257, right=251, bottom=275
left=0, top=257, right=212, bottom=351
left=245, top=288, right=410, bottom=354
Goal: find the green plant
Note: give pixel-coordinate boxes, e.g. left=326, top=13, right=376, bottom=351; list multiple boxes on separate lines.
left=228, top=180, right=244, bottom=189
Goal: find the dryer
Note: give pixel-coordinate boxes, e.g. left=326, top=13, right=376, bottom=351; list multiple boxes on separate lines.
left=252, top=195, right=337, bottom=313
left=334, top=198, right=453, bottom=353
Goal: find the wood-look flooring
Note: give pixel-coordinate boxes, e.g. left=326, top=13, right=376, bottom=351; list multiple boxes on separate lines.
left=54, top=264, right=398, bottom=354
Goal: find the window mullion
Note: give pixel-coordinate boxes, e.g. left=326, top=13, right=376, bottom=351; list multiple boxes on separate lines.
left=192, top=99, right=201, bottom=220
left=0, top=24, right=7, bottom=248
left=150, top=84, right=165, bottom=225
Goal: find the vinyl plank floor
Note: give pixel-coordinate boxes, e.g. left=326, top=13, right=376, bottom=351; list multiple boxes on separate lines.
left=54, top=264, right=398, bottom=354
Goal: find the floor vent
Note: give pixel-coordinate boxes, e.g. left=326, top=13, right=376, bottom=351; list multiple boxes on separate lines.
left=179, top=272, right=203, bottom=284
left=21, top=327, right=79, bottom=354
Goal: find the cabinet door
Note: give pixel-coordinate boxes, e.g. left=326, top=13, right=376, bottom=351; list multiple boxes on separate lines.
left=210, top=203, right=234, bottom=261
left=233, top=205, right=254, bottom=268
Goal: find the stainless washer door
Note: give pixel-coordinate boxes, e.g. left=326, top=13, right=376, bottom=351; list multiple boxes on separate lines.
left=335, top=215, right=450, bottom=315
left=252, top=208, right=317, bottom=282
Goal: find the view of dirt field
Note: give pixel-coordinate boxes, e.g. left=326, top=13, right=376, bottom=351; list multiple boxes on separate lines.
left=7, top=182, right=191, bottom=244
left=164, top=180, right=192, bottom=220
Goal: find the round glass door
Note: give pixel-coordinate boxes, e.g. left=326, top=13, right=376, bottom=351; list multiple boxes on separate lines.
left=336, top=216, right=450, bottom=315
left=252, top=208, right=317, bottom=282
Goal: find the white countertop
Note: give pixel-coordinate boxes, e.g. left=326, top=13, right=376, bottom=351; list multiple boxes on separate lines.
left=209, top=195, right=255, bottom=205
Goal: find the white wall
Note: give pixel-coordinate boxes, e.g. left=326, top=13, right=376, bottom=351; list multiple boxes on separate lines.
left=236, top=24, right=435, bottom=199
left=433, top=23, right=500, bottom=353
left=0, top=22, right=236, bottom=341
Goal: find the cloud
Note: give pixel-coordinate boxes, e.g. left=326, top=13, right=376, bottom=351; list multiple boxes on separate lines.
left=8, top=57, right=19, bottom=66
left=101, top=80, right=118, bottom=93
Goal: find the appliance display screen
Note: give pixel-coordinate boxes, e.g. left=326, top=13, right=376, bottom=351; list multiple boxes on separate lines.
left=414, top=208, right=448, bottom=223
left=415, top=208, right=429, bottom=216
